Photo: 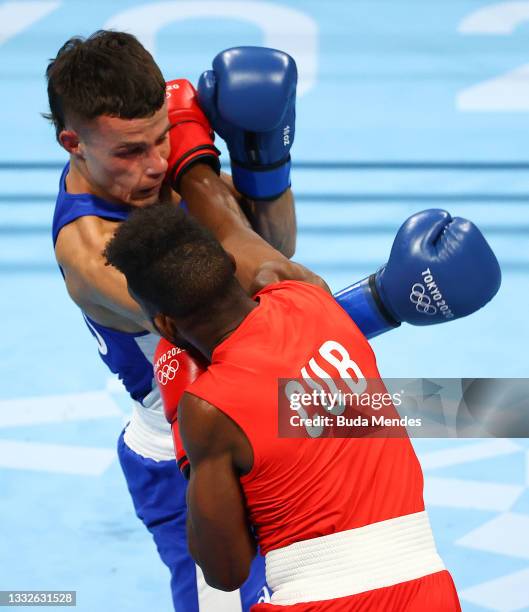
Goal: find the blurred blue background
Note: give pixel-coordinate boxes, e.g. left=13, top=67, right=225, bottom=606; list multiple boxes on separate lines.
left=0, top=1, right=528, bottom=610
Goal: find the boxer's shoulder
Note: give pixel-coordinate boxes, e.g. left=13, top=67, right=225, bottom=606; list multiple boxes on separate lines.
left=250, top=259, right=329, bottom=296
left=56, top=214, right=118, bottom=262
left=180, top=391, right=253, bottom=474
left=55, top=215, right=146, bottom=332
left=56, top=215, right=119, bottom=281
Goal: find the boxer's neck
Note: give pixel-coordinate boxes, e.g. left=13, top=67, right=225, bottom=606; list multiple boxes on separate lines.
left=177, top=291, right=259, bottom=361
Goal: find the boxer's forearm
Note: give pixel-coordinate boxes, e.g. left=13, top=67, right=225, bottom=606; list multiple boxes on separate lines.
left=185, top=506, right=201, bottom=565
left=180, top=165, right=291, bottom=293
left=180, top=165, right=251, bottom=239
left=184, top=465, right=255, bottom=591
left=239, top=188, right=296, bottom=258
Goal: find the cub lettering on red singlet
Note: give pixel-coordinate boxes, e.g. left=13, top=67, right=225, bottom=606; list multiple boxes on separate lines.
left=284, top=339, right=367, bottom=437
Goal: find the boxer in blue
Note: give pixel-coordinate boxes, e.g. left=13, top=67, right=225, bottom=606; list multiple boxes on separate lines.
left=47, top=31, right=297, bottom=611
left=46, top=30, right=501, bottom=611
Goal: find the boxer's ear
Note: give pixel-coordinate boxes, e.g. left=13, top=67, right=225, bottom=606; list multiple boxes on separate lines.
left=59, top=129, right=83, bottom=158
left=153, top=313, right=180, bottom=345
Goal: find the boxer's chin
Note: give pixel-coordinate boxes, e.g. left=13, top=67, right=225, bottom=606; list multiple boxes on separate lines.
left=130, top=185, right=163, bottom=207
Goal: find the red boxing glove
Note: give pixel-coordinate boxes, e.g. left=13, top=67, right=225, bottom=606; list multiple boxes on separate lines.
left=165, top=79, right=221, bottom=190
left=154, top=337, right=207, bottom=478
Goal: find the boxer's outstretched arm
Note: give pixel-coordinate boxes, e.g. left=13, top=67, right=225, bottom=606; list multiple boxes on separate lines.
left=250, top=259, right=330, bottom=295
left=180, top=165, right=301, bottom=294
left=179, top=392, right=255, bottom=591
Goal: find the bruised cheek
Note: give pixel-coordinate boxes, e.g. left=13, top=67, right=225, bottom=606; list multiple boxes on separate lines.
left=100, top=158, right=143, bottom=198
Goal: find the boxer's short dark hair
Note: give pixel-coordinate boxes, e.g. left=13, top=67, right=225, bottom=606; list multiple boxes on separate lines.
left=104, top=203, right=237, bottom=320
left=44, top=30, right=166, bottom=140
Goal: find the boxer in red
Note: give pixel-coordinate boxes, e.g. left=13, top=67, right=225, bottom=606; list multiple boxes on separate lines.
left=104, top=203, right=465, bottom=611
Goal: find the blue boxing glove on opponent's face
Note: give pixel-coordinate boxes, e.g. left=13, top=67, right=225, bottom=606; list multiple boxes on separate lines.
left=198, top=46, right=297, bottom=201
left=334, top=209, right=501, bottom=339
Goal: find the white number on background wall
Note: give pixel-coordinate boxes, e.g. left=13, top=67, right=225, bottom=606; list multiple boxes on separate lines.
left=457, top=2, right=529, bottom=111
left=0, top=1, right=60, bottom=47
left=104, top=1, right=318, bottom=96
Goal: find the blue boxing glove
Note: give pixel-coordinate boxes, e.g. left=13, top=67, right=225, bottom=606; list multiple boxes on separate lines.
left=334, top=209, right=501, bottom=339
left=198, top=46, right=297, bottom=200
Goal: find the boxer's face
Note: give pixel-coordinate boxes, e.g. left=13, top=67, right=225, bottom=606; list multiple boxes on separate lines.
left=64, top=104, right=171, bottom=207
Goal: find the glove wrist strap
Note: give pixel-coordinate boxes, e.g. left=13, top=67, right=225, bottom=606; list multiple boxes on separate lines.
left=169, top=146, right=221, bottom=190
left=231, top=156, right=291, bottom=201
left=334, top=275, right=400, bottom=340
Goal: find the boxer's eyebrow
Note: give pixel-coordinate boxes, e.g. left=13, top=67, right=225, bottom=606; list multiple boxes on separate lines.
left=114, top=141, right=144, bottom=151
left=156, top=123, right=172, bottom=141
left=113, top=124, right=172, bottom=152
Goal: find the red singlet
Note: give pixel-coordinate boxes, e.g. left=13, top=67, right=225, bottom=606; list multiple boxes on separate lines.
left=188, top=281, right=424, bottom=553
left=188, top=281, right=460, bottom=611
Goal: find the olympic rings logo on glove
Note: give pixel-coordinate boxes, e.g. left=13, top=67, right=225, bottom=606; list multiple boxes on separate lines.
left=409, top=283, right=438, bottom=315
left=157, top=359, right=180, bottom=385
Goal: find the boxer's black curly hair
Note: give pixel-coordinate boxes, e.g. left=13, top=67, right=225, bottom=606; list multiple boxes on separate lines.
left=44, top=30, right=166, bottom=140
left=104, top=203, right=238, bottom=320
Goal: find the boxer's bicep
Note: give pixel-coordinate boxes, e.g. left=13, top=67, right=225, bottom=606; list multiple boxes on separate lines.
left=180, top=395, right=256, bottom=590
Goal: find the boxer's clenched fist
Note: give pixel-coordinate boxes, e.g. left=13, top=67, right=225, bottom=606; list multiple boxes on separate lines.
left=198, top=46, right=297, bottom=200
left=335, top=209, right=501, bottom=338
left=165, top=79, right=220, bottom=190
left=154, top=338, right=207, bottom=478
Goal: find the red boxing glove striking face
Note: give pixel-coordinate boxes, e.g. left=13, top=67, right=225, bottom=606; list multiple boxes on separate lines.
left=165, top=79, right=220, bottom=191
left=154, top=337, right=207, bottom=477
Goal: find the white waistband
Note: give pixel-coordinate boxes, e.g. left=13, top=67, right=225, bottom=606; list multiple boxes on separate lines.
left=266, top=511, right=445, bottom=605
left=123, top=387, right=175, bottom=462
